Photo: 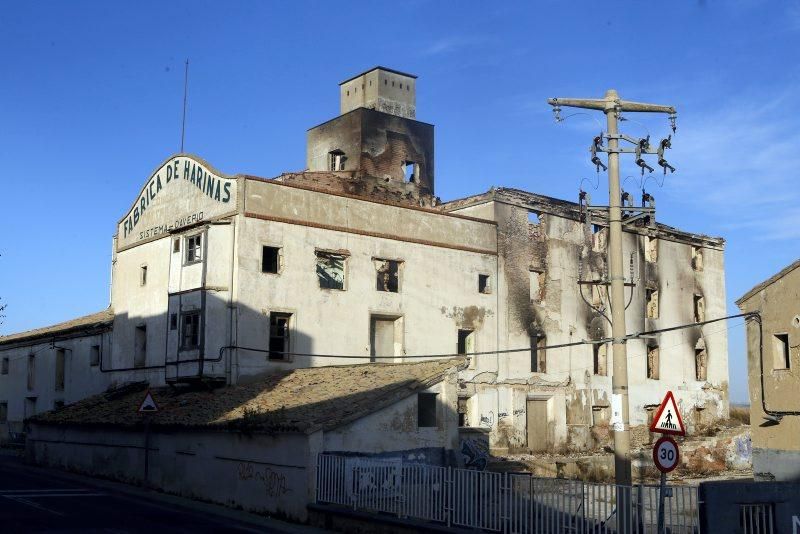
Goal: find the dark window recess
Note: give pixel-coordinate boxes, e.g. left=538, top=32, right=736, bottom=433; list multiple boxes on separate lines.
left=0, top=402, right=7, bottom=422
left=1, top=357, right=8, bottom=374
left=262, top=246, right=280, bottom=273
left=457, top=329, right=474, bottom=355
left=458, top=398, right=469, bottom=427
left=418, top=393, right=438, bottom=428
left=27, top=355, right=35, bottom=390
left=269, top=313, right=291, bottom=360
left=774, top=333, right=790, bottom=370
left=54, top=400, right=65, bottom=410
left=531, top=335, right=546, bottom=373
left=170, top=313, right=178, bottom=330
left=375, top=259, right=399, bottom=292
left=90, top=345, right=100, bottom=367
left=140, top=265, right=148, bottom=286
left=173, top=238, right=180, bottom=253
left=478, top=274, right=490, bottom=294
left=134, top=325, right=147, bottom=367
left=181, top=313, right=200, bottom=350
left=55, top=349, right=65, bottom=392
left=316, top=253, right=346, bottom=290
left=186, top=234, right=202, bottom=263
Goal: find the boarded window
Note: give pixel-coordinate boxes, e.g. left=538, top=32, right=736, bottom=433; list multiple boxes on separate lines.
left=185, top=234, right=203, bottom=263
left=531, top=335, right=546, bottom=373
left=773, top=333, right=790, bottom=370
left=693, top=294, right=705, bottom=323
left=316, top=252, right=346, bottom=290
left=370, top=316, right=401, bottom=362
left=647, top=345, right=660, bottom=379
left=374, top=259, right=400, bottom=292
left=27, top=355, right=35, bottom=390
left=645, top=236, right=658, bottom=263
left=478, top=274, right=491, bottom=294
left=593, top=343, right=608, bottom=376
left=269, top=313, right=291, bottom=361
left=55, top=349, right=65, bottom=391
left=646, top=288, right=659, bottom=319
left=695, top=347, right=708, bottom=381
left=90, top=345, right=100, bottom=367
left=530, top=270, right=545, bottom=302
left=181, top=312, right=200, bottom=350
left=134, top=325, right=147, bottom=368
left=692, top=246, right=704, bottom=271
left=262, top=246, right=280, bottom=273
left=1, top=357, right=8, bottom=375
left=418, top=393, right=437, bottom=427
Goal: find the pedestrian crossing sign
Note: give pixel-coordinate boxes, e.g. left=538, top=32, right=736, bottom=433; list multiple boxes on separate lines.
left=649, top=391, right=685, bottom=436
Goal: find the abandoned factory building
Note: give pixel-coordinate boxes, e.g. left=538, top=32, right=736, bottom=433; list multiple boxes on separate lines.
left=0, top=67, right=729, bottom=453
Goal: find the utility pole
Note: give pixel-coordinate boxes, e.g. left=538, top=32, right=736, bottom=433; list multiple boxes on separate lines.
left=547, top=91, right=676, bottom=494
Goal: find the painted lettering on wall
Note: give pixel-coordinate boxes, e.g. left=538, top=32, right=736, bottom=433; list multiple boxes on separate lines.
left=138, top=212, right=204, bottom=240
left=237, top=462, right=291, bottom=498
left=122, top=157, right=233, bottom=239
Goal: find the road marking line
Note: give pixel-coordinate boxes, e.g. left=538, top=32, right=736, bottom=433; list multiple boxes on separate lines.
left=0, top=489, right=89, bottom=493
left=3, top=493, right=107, bottom=498
left=3, top=496, right=66, bottom=516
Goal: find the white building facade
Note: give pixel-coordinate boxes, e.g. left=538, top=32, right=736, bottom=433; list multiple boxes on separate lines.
left=0, top=67, right=729, bottom=452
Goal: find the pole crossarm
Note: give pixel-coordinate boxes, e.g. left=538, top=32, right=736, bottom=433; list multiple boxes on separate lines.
left=548, top=93, right=675, bottom=115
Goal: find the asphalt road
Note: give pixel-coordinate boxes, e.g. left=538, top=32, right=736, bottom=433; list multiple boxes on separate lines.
left=0, top=453, right=301, bottom=533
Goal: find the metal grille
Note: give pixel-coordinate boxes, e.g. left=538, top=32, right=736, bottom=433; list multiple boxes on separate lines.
left=316, top=454, right=701, bottom=533
left=740, top=503, right=774, bottom=534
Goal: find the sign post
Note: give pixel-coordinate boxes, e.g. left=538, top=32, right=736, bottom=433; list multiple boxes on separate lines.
left=650, top=391, right=685, bottom=534
left=138, top=390, right=159, bottom=487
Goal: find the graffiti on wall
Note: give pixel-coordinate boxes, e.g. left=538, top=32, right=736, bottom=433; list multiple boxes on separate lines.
left=461, top=437, right=489, bottom=471
left=479, top=411, right=494, bottom=427
left=237, top=462, right=291, bottom=498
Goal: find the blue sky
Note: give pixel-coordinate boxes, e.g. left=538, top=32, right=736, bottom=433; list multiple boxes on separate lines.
left=1, top=1, right=798, bottom=403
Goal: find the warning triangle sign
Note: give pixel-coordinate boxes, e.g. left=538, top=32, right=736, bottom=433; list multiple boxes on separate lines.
left=649, top=391, right=685, bottom=436
left=138, top=390, right=159, bottom=413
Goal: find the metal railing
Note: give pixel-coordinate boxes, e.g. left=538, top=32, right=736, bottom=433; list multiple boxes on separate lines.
left=316, top=453, right=701, bottom=533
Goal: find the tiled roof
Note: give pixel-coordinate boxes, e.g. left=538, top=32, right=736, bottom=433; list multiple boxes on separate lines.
left=31, top=358, right=466, bottom=434
left=0, top=308, right=114, bottom=347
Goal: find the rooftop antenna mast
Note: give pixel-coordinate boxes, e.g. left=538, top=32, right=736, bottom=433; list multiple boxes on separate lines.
left=180, top=59, right=189, bottom=153
left=548, top=91, right=676, bottom=525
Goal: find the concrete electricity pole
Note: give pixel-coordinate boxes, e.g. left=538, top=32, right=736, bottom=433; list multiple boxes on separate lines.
left=547, top=91, right=676, bottom=489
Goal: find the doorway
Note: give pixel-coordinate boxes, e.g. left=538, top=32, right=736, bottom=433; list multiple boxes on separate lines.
left=526, top=398, right=552, bottom=452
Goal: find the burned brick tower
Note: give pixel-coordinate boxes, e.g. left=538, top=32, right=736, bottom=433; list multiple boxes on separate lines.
left=305, top=67, right=435, bottom=206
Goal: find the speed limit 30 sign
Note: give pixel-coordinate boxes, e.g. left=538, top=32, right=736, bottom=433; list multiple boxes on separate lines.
left=653, top=436, right=680, bottom=473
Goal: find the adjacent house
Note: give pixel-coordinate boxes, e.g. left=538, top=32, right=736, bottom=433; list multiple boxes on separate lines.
left=736, top=259, right=800, bottom=481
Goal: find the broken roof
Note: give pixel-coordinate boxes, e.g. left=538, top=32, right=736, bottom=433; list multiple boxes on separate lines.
left=30, top=358, right=466, bottom=434
left=441, top=187, right=725, bottom=248
left=0, top=308, right=113, bottom=348
left=736, top=258, right=800, bottom=307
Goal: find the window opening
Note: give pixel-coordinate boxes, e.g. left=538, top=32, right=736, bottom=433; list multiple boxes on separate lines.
left=773, top=333, right=790, bottom=370
left=1, top=357, right=8, bottom=375
left=403, top=161, right=417, bottom=183
left=478, top=274, right=491, bottom=294
left=185, top=234, right=202, bottom=263
left=27, top=355, right=35, bottom=390
left=316, top=252, right=346, bottom=290
left=375, top=259, right=400, bottom=292
left=593, top=343, right=608, bottom=376
left=140, top=265, right=148, bottom=286
left=328, top=150, right=345, bottom=171
left=647, top=345, right=660, bottom=379
left=262, top=246, right=280, bottom=274
left=90, top=345, right=100, bottom=367
left=169, top=313, right=178, bottom=330
left=54, top=400, right=64, bottom=410
left=0, top=402, right=6, bottom=422
left=458, top=397, right=469, bottom=427
left=693, top=294, right=705, bottom=323
left=181, top=312, right=200, bottom=350
left=645, top=236, right=658, bottom=263
left=134, top=325, right=147, bottom=367
left=173, top=238, right=180, bottom=253
left=418, top=393, right=437, bottom=427
left=530, top=270, right=545, bottom=302
left=457, top=329, right=475, bottom=355
left=692, top=246, right=704, bottom=271
left=695, top=346, right=708, bottom=381
left=531, top=334, right=547, bottom=373
left=55, top=349, right=65, bottom=391
left=646, top=288, right=659, bottom=319
left=269, top=313, right=292, bottom=361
